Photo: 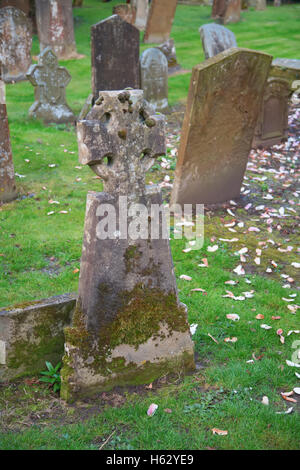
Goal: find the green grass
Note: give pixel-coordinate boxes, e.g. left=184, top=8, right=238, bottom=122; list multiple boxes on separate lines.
left=0, top=0, right=299, bottom=450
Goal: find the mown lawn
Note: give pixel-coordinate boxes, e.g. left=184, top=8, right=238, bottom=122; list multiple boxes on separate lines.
left=0, top=0, right=299, bottom=450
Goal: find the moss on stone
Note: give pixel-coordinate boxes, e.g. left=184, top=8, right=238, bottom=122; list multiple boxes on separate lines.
left=60, top=285, right=194, bottom=401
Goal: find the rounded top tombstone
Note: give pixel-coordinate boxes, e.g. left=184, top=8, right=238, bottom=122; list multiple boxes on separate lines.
left=140, top=48, right=168, bottom=112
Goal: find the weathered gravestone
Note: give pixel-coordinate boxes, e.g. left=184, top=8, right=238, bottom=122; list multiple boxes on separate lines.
left=113, top=3, right=136, bottom=24
left=35, top=0, right=79, bottom=60
left=0, top=6, right=32, bottom=83
left=132, top=0, right=148, bottom=31
left=27, top=47, right=75, bottom=124
left=140, top=48, right=168, bottom=112
left=255, top=0, right=266, bottom=10
left=91, top=15, right=139, bottom=100
left=171, top=48, right=272, bottom=205
left=144, top=0, right=177, bottom=44
left=157, top=38, right=181, bottom=75
left=211, top=0, right=241, bottom=24
left=60, top=89, right=195, bottom=401
left=0, top=0, right=30, bottom=13
left=199, top=23, right=237, bottom=59
left=0, top=68, right=17, bottom=202
left=252, top=77, right=290, bottom=148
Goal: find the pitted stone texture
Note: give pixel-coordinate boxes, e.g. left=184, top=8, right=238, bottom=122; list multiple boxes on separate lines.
left=35, top=0, right=78, bottom=60
left=27, top=47, right=75, bottom=124
left=77, top=89, right=165, bottom=195
left=91, top=15, right=139, bottom=99
left=211, top=0, right=241, bottom=24
left=0, top=6, right=32, bottom=83
left=0, top=293, right=76, bottom=381
left=253, top=78, right=290, bottom=148
left=61, top=191, right=195, bottom=401
left=199, top=23, right=237, bottom=59
left=171, top=48, right=272, bottom=205
left=132, top=0, right=149, bottom=31
left=0, top=75, right=17, bottom=203
left=61, top=89, right=194, bottom=401
left=144, top=0, right=177, bottom=44
left=157, top=38, right=181, bottom=74
left=113, top=3, right=136, bottom=24
left=0, top=0, right=30, bottom=13
left=140, top=48, right=168, bottom=112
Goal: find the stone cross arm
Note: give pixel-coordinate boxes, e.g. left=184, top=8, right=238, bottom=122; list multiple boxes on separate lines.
left=77, top=90, right=166, bottom=195
left=26, top=48, right=71, bottom=88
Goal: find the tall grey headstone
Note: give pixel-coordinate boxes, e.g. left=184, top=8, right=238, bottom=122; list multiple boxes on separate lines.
left=199, top=23, right=237, bottom=59
left=91, top=15, right=140, bottom=100
left=171, top=48, right=272, bottom=205
left=0, top=6, right=32, bottom=83
left=140, top=48, right=168, bottom=112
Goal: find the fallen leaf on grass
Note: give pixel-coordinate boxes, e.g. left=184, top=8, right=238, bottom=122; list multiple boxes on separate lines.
left=212, top=428, right=228, bottom=436
left=208, top=333, right=219, bottom=344
left=261, top=324, right=272, bottom=330
left=224, top=337, right=238, bottom=343
left=147, top=404, right=158, bottom=417
left=207, top=245, right=218, bottom=252
left=262, top=396, right=269, bottom=405
left=190, top=324, right=198, bottom=335
left=256, top=314, right=264, bottom=320
left=180, top=275, right=192, bottom=281
left=286, top=360, right=300, bottom=368
left=233, top=265, right=245, bottom=276
left=276, top=407, right=294, bottom=415
left=226, top=314, right=240, bottom=321
left=281, top=394, right=297, bottom=403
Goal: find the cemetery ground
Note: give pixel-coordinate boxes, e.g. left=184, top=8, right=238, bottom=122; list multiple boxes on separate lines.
left=0, top=0, right=299, bottom=451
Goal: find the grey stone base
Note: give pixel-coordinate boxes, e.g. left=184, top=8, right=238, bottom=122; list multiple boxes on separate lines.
left=0, top=293, right=76, bottom=381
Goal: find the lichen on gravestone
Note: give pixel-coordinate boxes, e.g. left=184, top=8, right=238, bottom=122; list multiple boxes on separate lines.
left=60, top=89, right=195, bottom=402
left=27, top=47, right=75, bottom=124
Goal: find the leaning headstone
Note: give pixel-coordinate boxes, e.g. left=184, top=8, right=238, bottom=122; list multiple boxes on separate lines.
left=140, top=48, right=168, bottom=112
left=199, top=23, right=237, bottom=59
left=0, top=6, right=32, bottom=83
left=211, top=0, right=241, bottom=24
left=157, top=38, right=181, bottom=74
left=91, top=15, right=140, bottom=100
left=0, top=67, right=17, bottom=203
left=252, top=77, right=290, bottom=148
left=27, top=47, right=75, bottom=124
left=35, top=0, right=79, bottom=60
left=113, top=3, right=136, bottom=24
left=144, top=0, right=177, bottom=44
left=60, top=89, right=195, bottom=401
left=132, top=0, right=148, bottom=31
left=171, top=48, right=272, bottom=205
